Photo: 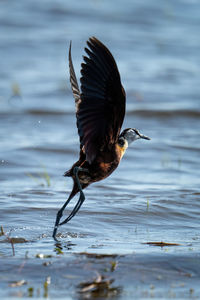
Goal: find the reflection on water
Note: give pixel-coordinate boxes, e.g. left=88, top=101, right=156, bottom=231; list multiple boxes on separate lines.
left=0, top=0, right=200, bottom=298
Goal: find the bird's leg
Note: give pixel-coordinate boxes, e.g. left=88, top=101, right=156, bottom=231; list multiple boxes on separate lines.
left=52, top=193, right=74, bottom=240
left=52, top=166, right=88, bottom=240
left=58, top=167, right=88, bottom=226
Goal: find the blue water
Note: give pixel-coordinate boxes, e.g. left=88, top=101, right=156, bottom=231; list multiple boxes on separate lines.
left=0, top=0, right=200, bottom=298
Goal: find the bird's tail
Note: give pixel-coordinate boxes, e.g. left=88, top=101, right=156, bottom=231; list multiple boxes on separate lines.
left=63, top=169, right=71, bottom=177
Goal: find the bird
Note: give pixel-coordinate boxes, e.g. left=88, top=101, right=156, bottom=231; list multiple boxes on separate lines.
left=53, top=37, right=150, bottom=240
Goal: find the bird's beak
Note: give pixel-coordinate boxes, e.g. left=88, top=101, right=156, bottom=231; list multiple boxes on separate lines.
left=139, top=133, right=151, bottom=140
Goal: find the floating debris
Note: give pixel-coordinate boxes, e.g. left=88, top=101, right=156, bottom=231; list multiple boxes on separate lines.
left=144, top=241, right=181, bottom=247
left=78, top=273, right=121, bottom=298
left=43, top=261, right=52, bottom=267
left=35, top=253, right=53, bottom=259
left=9, top=237, right=28, bottom=244
left=0, top=237, right=28, bottom=244
left=78, top=252, right=118, bottom=259
left=9, top=280, right=27, bottom=287
left=0, top=227, right=27, bottom=256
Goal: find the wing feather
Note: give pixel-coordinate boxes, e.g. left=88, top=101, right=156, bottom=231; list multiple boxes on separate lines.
left=69, top=37, right=126, bottom=163
left=69, top=42, right=81, bottom=107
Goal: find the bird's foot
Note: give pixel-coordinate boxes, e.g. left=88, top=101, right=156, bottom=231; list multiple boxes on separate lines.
left=52, top=208, right=63, bottom=240
left=52, top=225, right=59, bottom=241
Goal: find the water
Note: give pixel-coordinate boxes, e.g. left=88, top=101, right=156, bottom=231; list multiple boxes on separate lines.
left=0, top=0, right=200, bottom=298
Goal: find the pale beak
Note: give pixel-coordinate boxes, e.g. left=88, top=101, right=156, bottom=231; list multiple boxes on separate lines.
left=139, top=133, right=151, bottom=140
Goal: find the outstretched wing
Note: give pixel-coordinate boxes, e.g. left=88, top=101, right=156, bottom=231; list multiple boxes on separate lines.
left=76, top=37, right=126, bottom=163
left=69, top=41, right=81, bottom=107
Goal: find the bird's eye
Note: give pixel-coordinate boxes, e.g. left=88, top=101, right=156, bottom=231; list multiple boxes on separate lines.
left=118, top=137, right=125, bottom=147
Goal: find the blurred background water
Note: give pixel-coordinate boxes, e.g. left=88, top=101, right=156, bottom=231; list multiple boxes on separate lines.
left=0, top=0, right=200, bottom=298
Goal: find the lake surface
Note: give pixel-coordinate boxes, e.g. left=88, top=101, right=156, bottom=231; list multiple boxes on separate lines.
left=0, top=0, right=200, bottom=299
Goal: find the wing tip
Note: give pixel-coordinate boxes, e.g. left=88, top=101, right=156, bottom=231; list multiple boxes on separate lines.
left=69, top=40, right=72, bottom=59
left=89, top=36, right=99, bottom=44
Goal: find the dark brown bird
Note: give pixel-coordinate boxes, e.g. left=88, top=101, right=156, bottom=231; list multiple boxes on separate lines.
left=53, top=37, right=150, bottom=240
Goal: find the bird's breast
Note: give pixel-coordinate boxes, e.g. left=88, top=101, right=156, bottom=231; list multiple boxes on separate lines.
left=87, top=157, right=119, bottom=183
left=76, top=143, right=127, bottom=185
left=99, top=162, right=113, bottom=172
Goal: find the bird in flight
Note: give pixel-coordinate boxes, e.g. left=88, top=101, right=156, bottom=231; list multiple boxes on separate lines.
left=53, top=37, right=150, bottom=240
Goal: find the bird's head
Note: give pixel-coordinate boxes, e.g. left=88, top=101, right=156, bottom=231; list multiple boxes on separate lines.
left=118, top=128, right=150, bottom=147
